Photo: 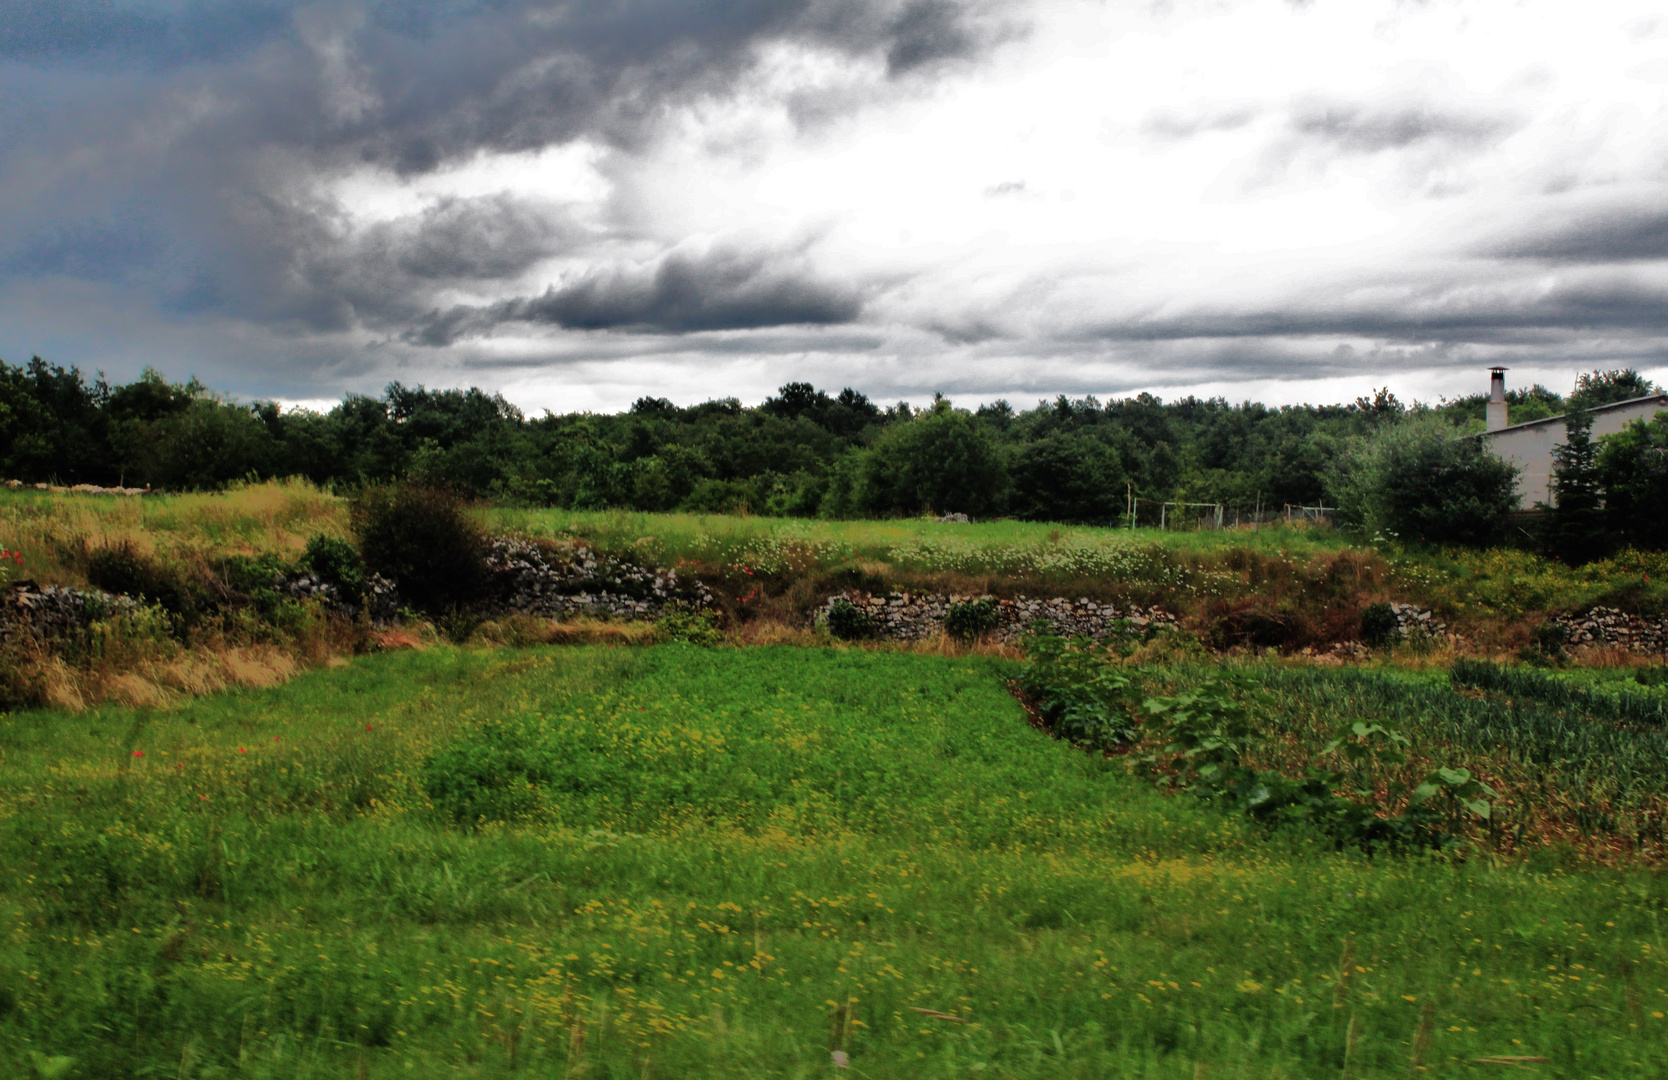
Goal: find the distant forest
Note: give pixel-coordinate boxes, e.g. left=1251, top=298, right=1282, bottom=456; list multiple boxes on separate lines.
left=0, top=356, right=1657, bottom=525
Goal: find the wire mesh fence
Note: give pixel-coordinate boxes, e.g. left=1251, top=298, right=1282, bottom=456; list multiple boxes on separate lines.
left=1123, top=498, right=1336, bottom=530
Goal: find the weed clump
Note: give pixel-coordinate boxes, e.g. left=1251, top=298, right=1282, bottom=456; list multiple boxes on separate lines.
left=654, top=610, right=722, bottom=646
left=824, top=597, right=877, bottom=640
left=1359, top=601, right=1397, bottom=647
left=1521, top=620, right=1568, bottom=665
left=303, top=534, right=366, bottom=596
left=85, top=542, right=199, bottom=620
left=944, top=596, right=1000, bottom=641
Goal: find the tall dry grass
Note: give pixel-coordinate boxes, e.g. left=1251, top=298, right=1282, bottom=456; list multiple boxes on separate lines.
left=0, top=478, right=347, bottom=587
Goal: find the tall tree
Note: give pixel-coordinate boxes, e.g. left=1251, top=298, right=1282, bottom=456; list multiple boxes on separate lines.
left=1541, top=409, right=1608, bottom=564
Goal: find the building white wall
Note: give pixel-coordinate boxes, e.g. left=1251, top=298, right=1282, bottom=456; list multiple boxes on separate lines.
left=1480, top=395, right=1668, bottom=506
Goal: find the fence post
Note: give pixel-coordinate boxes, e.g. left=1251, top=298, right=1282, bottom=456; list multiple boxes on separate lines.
left=1160, top=503, right=1167, bottom=531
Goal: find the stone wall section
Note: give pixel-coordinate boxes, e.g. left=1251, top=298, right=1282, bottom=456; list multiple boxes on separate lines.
left=1, top=584, right=140, bottom=640
left=275, top=572, right=399, bottom=625
left=488, top=538, right=714, bottom=620
left=819, top=590, right=1177, bottom=641
left=1553, top=606, right=1668, bottom=654
left=4, top=479, right=149, bottom=495
left=1385, top=601, right=1450, bottom=640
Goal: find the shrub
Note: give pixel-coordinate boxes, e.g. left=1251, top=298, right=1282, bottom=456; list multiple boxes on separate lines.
left=352, top=484, right=487, bottom=614
left=945, top=597, right=1000, bottom=641
left=1329, top=415, right=1520, bottom=546
left=218, top=553, right=289, bottom=594
left=655, top=610, right=722, bottom=646
left=1523, top=621, right=1567, bottom=664
left=216, top=552, right=292, bottom=619
left=85, top=542, right=198, bottom=619
left=825, top=598, right=877, bottom=640
left=1359, top=602, right=1398, bottom=647
left=303, top=535, right=365, bottom=596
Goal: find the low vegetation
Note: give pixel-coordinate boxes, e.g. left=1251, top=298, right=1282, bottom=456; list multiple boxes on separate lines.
left=1, top=645, right=1664, bottom=1078
left=5, top=481, right=1668, bottom=714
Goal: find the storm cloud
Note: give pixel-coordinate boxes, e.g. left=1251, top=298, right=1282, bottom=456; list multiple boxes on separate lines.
left=2, top=0, right=1666, bottom=411
left=411, top=241, right=867, bottom=343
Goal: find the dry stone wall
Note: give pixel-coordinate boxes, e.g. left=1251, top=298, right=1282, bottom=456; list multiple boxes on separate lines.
left=1, top=583, right=140, bottom=640
left=819, top=590, right=1177, bottom=641
left=4, top=479, right=150, bottom=496
left=488, top=538, right=714, bottom=620
left=275, top=572, right=399, bottom=625
left=1553, top=607, right=1668, bottom=654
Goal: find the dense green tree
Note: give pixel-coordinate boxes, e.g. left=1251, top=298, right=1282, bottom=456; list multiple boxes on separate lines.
left=1009, top=433, right=1126, bottom=524
left=857, top=401, right=1008, bottom=518
left=1540, top=410, right=1609, bottom=563
left=15, top=362, right=1668, bottom=553
left=1568, top=368, right=1660, bottom=411
left=1597, top=412, right=1668, bottom=551
left=1330, top=416, right=1520, bottom=546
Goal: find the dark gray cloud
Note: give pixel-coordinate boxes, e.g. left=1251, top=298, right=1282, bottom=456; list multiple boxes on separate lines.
left=1065, top=273, right=1668, bottom=346
left=0, top=1, right=292, bottom=66
left=1288, top=99, right=1513, bottom=153
left=1490, top=205, right=1668, bottom=262
left=369, top=195, right=577, bottom=282
left=410, top=243, right=866, bottom=344
left=0, top=0, right=1017, bottom=343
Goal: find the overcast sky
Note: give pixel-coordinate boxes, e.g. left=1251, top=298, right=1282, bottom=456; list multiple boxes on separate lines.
left=4, top=0, right=1668, bottom=414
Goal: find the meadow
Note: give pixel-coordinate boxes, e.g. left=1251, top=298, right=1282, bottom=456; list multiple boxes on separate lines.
left=6, top=482, right=1666, bottom=636
left=0, top=643, right=1664, bottom=1079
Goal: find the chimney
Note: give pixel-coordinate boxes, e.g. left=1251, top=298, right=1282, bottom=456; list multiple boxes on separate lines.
left=1486, top=367, right=1508, bottom=431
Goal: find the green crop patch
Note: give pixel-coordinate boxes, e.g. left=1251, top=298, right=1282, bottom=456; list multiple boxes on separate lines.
left=0, top=645, right=1665, bottom=1078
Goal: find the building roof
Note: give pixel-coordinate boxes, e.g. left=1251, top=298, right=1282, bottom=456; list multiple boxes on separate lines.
left=1475, top=392, right=1668, bottom=438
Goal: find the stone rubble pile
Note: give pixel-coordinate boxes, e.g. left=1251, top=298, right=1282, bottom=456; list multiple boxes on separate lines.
left=4, top=479, right=150, bottom=496
left=1387, top=601, right=1449, bottom=639
left=820, top=590, right=1178, bottom=641
left=1552, top=606, right=1668, bottom=654
left=0, top=583, right=141, bottom=640
left=488, top=538, right=713, bottom=620
left=275, top=572, right=399, bottom=625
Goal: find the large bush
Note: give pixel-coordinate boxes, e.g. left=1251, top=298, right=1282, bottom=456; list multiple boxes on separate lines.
left=1329, top=416, right=1519, bottom=546
left=351, top=484, right=487, bottom=613
left=855, top=401, right=1008, bottom=518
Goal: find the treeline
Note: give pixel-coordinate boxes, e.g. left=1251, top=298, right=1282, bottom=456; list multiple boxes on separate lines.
left=2, top=357, right=1664, bottom=546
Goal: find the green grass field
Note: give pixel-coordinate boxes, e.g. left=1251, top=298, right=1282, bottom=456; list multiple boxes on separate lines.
left=1, top=644, right=1663, bottom=1078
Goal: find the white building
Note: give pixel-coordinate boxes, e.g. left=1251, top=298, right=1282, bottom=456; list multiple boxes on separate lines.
left=1475, top=367, right=1667, bottom=507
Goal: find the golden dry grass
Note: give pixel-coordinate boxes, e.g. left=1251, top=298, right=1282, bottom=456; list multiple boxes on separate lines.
left=1, top=478, right=346, bottom=587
